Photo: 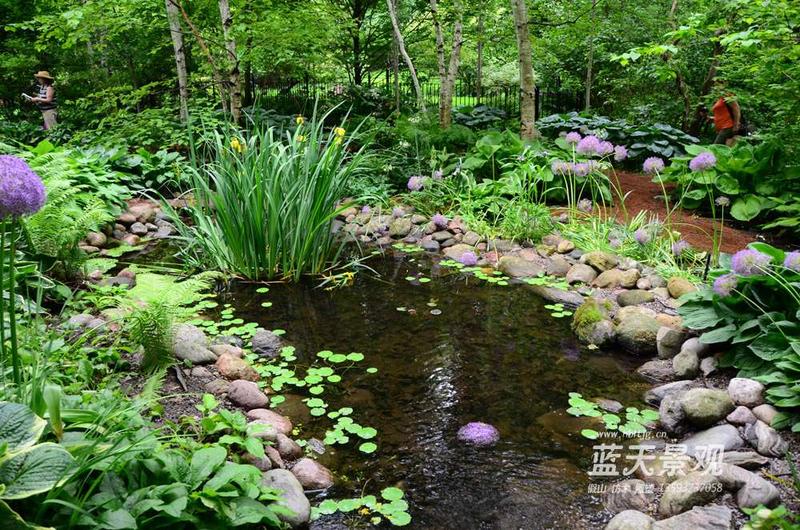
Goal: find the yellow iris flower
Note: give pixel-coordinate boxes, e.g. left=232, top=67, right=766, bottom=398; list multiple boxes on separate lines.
left=297, top=134, right=306, bottom=142
left=296, top=116, right=305, bottom=125
left=230, top=137, right=244, bottom=153
left=334, top=127, right=346, bottom=137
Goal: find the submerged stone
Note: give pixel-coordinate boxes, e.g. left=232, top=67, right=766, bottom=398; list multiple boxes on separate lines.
left=457, top=422, right=499, bottom=446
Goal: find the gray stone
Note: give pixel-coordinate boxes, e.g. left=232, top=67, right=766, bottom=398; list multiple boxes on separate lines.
left=682, top=425, right=744, bottom=457
left=645, top=381, right=697, bottom=405
left=388, top=217, right=412, bottom=238
left=527, top=285, right=585, bottom=308
left=431, top=230, right=453, bottom=242
left=652, top=505, right=733, bottom=530
left=605, top=510, right=654, bottom=530
left=204, top=378, right=230, bottom=395
left=593, top=269, right=640, bottom=289
left=659, top=393, right=687, bottom=436
left=672, top=349, right=699, bottom=378
left=421, top=239, right=440, bottom=252
left=557, top=239, right=575, bottom=253
left=462, top=231, right=481, bottom=246
left=635, top=452, right=694, bottom=487
left=582, top=251, right=619, bottom=271
left=657, top=327, right=687, bottom=359
left=566, top=263, right=598, bottom=285
left=154, top=223, right=174, bottom=238
left=726, top=406, right=757, bottom=426
left=618, top=290, right=655, bottom=307
left=261, top=469, right=310, bottom=528
left=210, top=343, right=244, bottom=358
left=679, top=388, right=734, bottom=428
left=85, top=231, right=107, bottom=247
left=747, top=420, right=789, bottom=457
left=680, top=337, right=710, bottom=358
left=700, top=357, right=718, bottom=377
left=721, top=451, right=769, bottom=469
left=246, top=409, right=293, bottom=435
left=751, top=404, right=778, bottom=426
left=667, top=277, right=697, bottom=299
left=659, top=472, right=722, bottom=516
left=728, top=378, right=765, bottom=407
left=247, top=421, right=279, bottom=442
left=290, top=457, right=334, bottom=490
left=442, top=243, right=475, bottom=262
left=228, top=380, right=269, bottom=409
left=546, top=254, right=571, bottom=277
left=497, top=256, right=544, bottom=278
left=190, top=366, right=213, bottom=378
left=252, top=329, right=282, bottom=358
left=714, top=463, right=780, bottom=509
left=596, top=398, right=625, bottom=413
left=130, top=222, right=148, bottom=236
left=487, top=238, right=514, bottom=252
left=617, top=314, right=662, bottom=355
left=172, top=324, right=217, bottom=364
left=575, top=319, right=615, bottom=347
left=603, top=479, right=650, bottom=513
left=636, top=360, right=675, bottom=382
left=276, top=433, right=303, bottom=460
left=66, top=313, right=94, bottom=329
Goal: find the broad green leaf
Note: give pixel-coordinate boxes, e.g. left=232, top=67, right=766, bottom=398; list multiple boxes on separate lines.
left=0, top=403, right=46, bottom=452
left=0, top=443, right=74, bottom=500
left=699, top=324, right=738, bottom=344
left=188, top=446, right=226, bottom=488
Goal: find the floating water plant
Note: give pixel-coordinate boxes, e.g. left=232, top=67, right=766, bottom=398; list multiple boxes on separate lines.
left=312, top=487, right=411, bottom=526
left=545, top=303, right=573, bottom=318
left=566, top=393, right=659, bottom=439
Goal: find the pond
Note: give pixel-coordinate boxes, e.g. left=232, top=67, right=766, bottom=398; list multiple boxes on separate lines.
left=202, top=251, right=651, bottom=529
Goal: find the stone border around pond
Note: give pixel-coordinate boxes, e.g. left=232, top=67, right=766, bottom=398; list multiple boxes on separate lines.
left=339, top=205, right=796, bottom=529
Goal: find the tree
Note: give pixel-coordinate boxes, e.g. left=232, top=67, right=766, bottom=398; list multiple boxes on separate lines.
left=386, top=0, right=426, bottom=111
left=218, top=0, right=242, bottom=122
left=165, top=0, right=189, bottom=122
left=430, top=0, right=464, bottom=128
left=509, top=0, right=537, bottom=139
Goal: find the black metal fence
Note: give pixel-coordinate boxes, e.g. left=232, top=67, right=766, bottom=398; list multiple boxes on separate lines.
left=257, top=77, right=581, bottom=120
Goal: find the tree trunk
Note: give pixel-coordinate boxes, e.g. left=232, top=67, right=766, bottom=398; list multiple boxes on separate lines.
left=510, top=0, right=538, bottom=140
left=386, top=0, right=426, bottom=111
left=165, top=0, right=189, bottom=122
left=476, top=14, right=484, bottom=105
left=430, top=0, right=463, bottom=129
left=392, top=38, right=400, bottom=112
left=218, top=0, right=242, bottom=122
left=584, top=0, right=597, bottom=111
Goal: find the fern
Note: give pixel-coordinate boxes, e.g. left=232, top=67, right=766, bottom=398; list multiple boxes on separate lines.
left=128, top=302, right=174, bottom=372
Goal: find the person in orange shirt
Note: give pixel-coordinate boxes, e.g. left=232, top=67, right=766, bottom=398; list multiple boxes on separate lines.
left=711, top=86, right=741, bottom=146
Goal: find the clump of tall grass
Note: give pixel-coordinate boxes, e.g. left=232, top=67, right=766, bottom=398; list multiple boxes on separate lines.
left=167, top=110, right=366, bottom=281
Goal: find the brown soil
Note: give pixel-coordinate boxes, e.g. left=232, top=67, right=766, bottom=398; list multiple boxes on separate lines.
left=608, top=171, right=763, bottom=254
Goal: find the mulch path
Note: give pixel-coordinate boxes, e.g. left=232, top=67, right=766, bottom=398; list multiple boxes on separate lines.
left=608, top=171, right=764, bottom=254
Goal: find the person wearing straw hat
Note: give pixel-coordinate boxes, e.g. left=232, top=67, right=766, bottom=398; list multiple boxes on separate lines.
left=29, top=71, right=57, bottom=130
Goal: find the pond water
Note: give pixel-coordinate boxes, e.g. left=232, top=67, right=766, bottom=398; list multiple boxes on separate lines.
left=205, top=251, right=651, bottom=529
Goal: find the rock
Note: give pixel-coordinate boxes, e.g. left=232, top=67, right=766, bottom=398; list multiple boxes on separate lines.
left=275, top=433, right=303, bottom=460
left=190, top=366, right=213, bottom=378
left=593, top=269, right=640, bottom=289
left=636, top=452, right=694, bottom=487
left=747, top=420, right=788, bottom=457
left=79, top=244, right=100, bottom=254
left=682, top=425, right=744, bottom=457
left=242, top=453, right=272, bottom=471
left=679, top=388, right=734, bottom=428
left=728, top=378, right=765, bottom=407
left=86, top=231, right=107, bottom=247
left=659, top=472, right=722, bottom=516
left=582, top=251, right=619, bottom=272
left=636, top=360, right=675, bottom=382
left=721, top=451, right=769, bottom=469
left=656, top=314, right=683, bottom=329
left=714, top=463, right=780, bottom=509
left=497, top=256, right=544, bottom=278
left=209, top=343, right=244, bottom=358
left=572, top=298, right=615, bottom=347
left=442, top=243, right=475, bottom=262
left=421, top=239, right=440, bottom=252
left=215, top=353, right=259, bottom=381
left=651, top=505, right=733, bottom=530
left=213, top=335, right=244, bottom=348
left=431, top=230, right=452, bottom=242
left=101, top=275, right=136, bottom=289
left=121, top=234, right=140, bottom=246
left=700, top=357, right=718, bottom=377
left=462, top=231, right=481, bottom=246
left=672, top=349, right=699, bottom=378
left=604, top=479, right=650, bottom=513
left=680, top=337, right=710, bottom=358
left=172, top=324, right=217, bottom=364
left=246, top=409, right=293, bottom=435
left=645, top=381, right=697, bottom=405
left=615, top=306, right=657, bottom=323
left=204, top=378, right=230, bottom=395
left=557, top=239, right=575, bottom=253
left=726, top=406, right=757, bottom=426
left=130, top=222, right=148, bottom=236
left=487, top=239, right=514, bottom=252
left=667, top=277, right=697, bottom=299
left=261, top=469, right=310, bottom=528
left=617, top=290, right=655, bottom=306
left=596, top=398, right=624, bottom=413
left=117, top=212, right=137, bottom=225
left=388, top=217, right=412, bottom=238
left=616, top=313, right=661, bottom=354
left=657, top=327, right=687, bottom=359
left=266, top=445, right=285, bottom=468
left=566, top=264, right=598, bottom=285
left=128, top=203, right=156, bottom=223
left=227, top=380, right=269, bottom=409
left=290, top=458, right=334, bottom=490
left=527, top=285, right=585, bottom=308
left=606, top=510, right=654, bottom=530
left=546, top=255, right=571, bottom=277
left=154, top=224, right=174, bottom=238
left=66, top=313, right=94, bottom=329
left=252, top=329, right=282, bottom=358
left=248, top=421, right=279, bottom=441
left=659, top=393, right=687, bottom=436
left=751, top=404, right=778, bottom=426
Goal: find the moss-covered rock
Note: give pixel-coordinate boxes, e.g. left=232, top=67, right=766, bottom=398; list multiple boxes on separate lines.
left=572, top=297, right=615, bottom=346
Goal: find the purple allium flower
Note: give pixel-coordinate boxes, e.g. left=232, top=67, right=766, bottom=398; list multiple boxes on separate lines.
left=598, top=141, right=615, bottom=156
left=0, top=155, right=47, bottom=218
left=432, top=213, right=449, bottom=229
left=458, top=251, right=478, bottom=266
left=731, top=249, right=771, bottom=275
left=361, top=205, right=371, bottom=215
left=407, top=176, right=424, bottom=192
left=783, top=251, right=800, bottom=272
left=689, top=151, right=717, bottom=172
left=577, top=199, right=593, bottom=213
left=573, top=163, right=591, bottom=177
left=551, top=160, right=572, bottom=175
left=634, top=228, right=651, bottom=245
left=715, top=196, right=730, bottom=207
left=392, top=206, right=405, bottom=218
left=643, top=157, right=665, bottom=174
left=672, top=239, right=690, bottom=256
left=609, top=237, right=622, bottom=249
left=576, top=135, right=601, bottom=156
left=713, top=273, right=738, bottom=297
left=565, top=131, right=582, bottom=144
left=614, top=145, right=628, bottom=162
left=432, top=169, right=444, bottom=180
left=456, top=421, right=499, bottom=446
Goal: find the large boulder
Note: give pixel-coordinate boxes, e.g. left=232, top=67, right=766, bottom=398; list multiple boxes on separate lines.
left=605, top=510, right=654, bottom=530
left=616, top=313, right=661, bottom=354
left=172, top=324, right=217, bottom=364
left=566, top=263, right=598, bottom=285
left=667, top=277, right=697, bottom=299
left=572, top=298, right=615, bottom=347
left=497, top=256, right=544, bottom=278
left=604, top=479, right=650, bottom=513
left=745, top=420, right=789, bottom=457
left=227, top=380, right=270, bottom=409
left=682, top=425, right=744, bottom=457
left=290, top=457, right=334, bottom=490
left=658, top=472, right=722, bottom=516
left=582, top=251, right=619, bottom=272
left=651, top=505, right=733, bottom=530
left=679, top=388, right=734, bottom=428
left=672, top=349, right=699, bottom=378
left=215, top=353, right=259, bottom=381
left=261, top=469, right=311, bottom=528
left=714, top=463, right=780, bottom=509
left=252, top=329, right=283, bottom=358
left=246, top=409, right=293, bottom=435
left=617, top=290, right=655, bottom=307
